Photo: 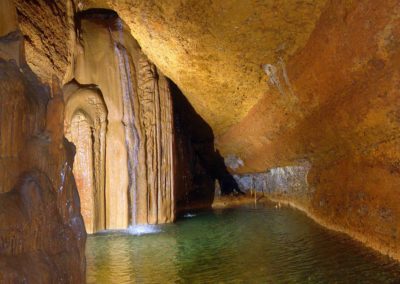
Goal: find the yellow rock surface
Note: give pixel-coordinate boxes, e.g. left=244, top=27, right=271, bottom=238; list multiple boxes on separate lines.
left=78, top=0, right=327, bottom=135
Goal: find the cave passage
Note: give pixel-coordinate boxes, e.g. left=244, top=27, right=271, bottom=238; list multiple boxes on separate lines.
left=1, top=0, right=400, bottom=283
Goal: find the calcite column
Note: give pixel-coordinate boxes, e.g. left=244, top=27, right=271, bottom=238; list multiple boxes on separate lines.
left=64, top=87, right=108, bottom=233
left=74, top=13, right=131, bottom=230
left=134, top=56, right=175, bottom=224
left=70, top=112, right=96, bottom=233
left=73, top=11, right=176, bottom=228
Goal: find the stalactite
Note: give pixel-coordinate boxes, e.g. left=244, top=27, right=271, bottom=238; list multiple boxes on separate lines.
left=135, top=55, right=175, bottom=224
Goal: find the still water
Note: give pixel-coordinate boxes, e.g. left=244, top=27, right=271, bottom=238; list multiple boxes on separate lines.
left=86, top=204, right=400, bottom=283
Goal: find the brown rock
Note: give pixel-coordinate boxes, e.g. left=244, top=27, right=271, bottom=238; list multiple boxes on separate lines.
left=0, top=59, right=85, bottom=282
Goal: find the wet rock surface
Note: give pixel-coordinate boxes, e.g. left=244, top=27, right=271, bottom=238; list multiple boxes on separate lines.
left=218, top=0, right=400, bottom=260
left=0, top=59, right=85, bottom=282
left=0, top=0, right=399, bottom=279
left=233, top=162, right=311, bottom=197
left=70, top=10, right=175, bottom=230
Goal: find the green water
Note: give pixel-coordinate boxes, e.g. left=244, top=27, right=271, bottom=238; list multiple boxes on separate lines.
left=86, top=204, right=400, bottom=283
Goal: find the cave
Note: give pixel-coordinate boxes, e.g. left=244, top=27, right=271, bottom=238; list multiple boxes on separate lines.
left=1, top=0, right=400, bottom=283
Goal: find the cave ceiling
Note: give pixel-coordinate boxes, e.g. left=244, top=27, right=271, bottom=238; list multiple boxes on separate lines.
left=74, top=0, right=328, bottom=136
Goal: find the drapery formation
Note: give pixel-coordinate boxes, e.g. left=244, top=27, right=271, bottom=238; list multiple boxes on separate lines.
left=63, top=10, right=175, bottom=233
left=64, top=87, right=107, bottom=233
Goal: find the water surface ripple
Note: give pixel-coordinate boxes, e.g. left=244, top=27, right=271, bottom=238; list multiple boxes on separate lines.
left=86, top=204, right=400, bottom=283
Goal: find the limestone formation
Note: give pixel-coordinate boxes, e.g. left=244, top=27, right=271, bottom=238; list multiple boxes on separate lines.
left=233, top=162, right=311, bottom=197
left=0, top=53, right=85, bottom=283
left=69, top=10, right=175, bottom=231
left=64, top=86, right=107, bottom=233
left=0, top=1, right=177, bottom=281
left=218, top=0, right=400, bottom=260
left=14, top=0, right=75, bottom=84
left=1, top=0, right=400, bottom=281
left=71, top=0, right=400, bottom=261
left=135, top=55, right=175, bottom=224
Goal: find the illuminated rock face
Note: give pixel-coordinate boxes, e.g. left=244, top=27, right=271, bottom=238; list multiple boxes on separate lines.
left=1, top=0, right=400, bottom=280
left=65, top=10, right=175, bottom=232
left=217, top=0, right=400, bottom=260
left=64, top=87, right=107, bottom=233
left=0, top=1, right=177, bottom=280
left=77, top=0, right=329, bottom=135
left=233, top=162, right=311, bottom=198
left=0, top=57, right=85, bottom=282
left=0, top=2, right=85, bottom=282
left=70, top=113, right=96, bottom=230
left=74, top=0, right=400, bottom=261
left=13, top=0, right=74, bottom=84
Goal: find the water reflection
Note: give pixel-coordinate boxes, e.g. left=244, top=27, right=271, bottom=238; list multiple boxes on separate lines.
left=87, top=204, right=400, bottom=283
left=87, top=230, right=179, bottom=283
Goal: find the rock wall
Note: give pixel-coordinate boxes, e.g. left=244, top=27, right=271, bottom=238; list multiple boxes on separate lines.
left=233, top=162, right=311, bottom=201
left=135, top=52, right=175, bottom=225
left=218, top=0, right=400, bottom=260
left=4, top=1, right=182, bottom=235
left=14, top=0, right=75, bottom=84
left=0, top=42, right=85, bottom=284
left=0, top=2, right=181, bottom=280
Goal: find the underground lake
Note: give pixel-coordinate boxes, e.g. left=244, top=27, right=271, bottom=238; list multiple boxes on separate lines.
left=2, top=1, right=400, bottom=282
left=86, top=203, right=400, bottom=283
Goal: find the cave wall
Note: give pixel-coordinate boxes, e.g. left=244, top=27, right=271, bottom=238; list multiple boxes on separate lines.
left=75, top=0, right=400, bottom=261
left=1, top=0, right=399, bottom=278
left=0, top=0, right=179, bottom=280
left=14, top=0, right=75, bottom=84
left=2, top=0, right=185, bottom=237
left=0, top=0, right=214, bottom=280
left=217, top=0, right=400, bottom=259
left=0, top=17, right=85, bottom=283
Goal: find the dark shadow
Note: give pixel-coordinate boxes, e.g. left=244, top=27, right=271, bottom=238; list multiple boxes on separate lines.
left=213, top=150, right=244, bottom=196
left=170, top=80, right=243, bottom=214
left=75, top=8, right=121, bottom=32
left=76, top=8, right=118, bottom=19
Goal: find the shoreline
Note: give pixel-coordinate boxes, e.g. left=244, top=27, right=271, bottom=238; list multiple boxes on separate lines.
left=211, top=193, right=400, bottom=262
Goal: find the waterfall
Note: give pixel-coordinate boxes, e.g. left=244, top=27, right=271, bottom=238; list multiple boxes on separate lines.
left=110, top=22, right=140, bottom=225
